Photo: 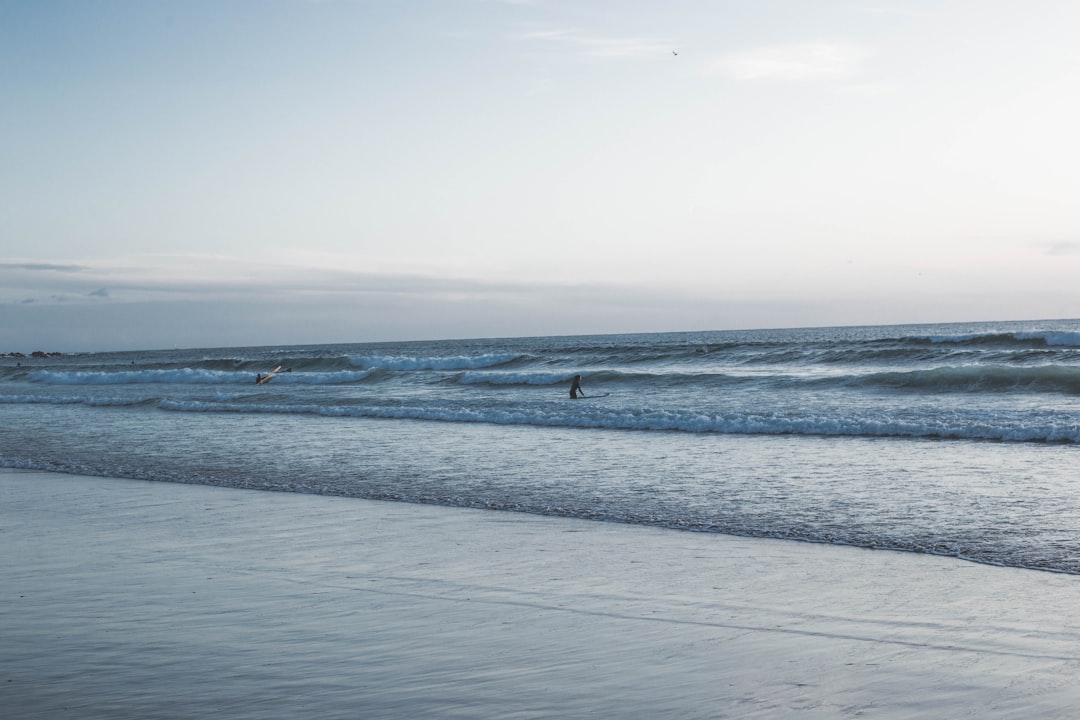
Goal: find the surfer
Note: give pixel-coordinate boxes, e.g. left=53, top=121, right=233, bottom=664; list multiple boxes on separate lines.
left=255, top=373, right=262, bottom=384
left=570, top=374, right=585, bottom=399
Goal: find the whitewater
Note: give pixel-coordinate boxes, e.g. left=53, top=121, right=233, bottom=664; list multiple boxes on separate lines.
left=3, top=319, right=1080, bottom=572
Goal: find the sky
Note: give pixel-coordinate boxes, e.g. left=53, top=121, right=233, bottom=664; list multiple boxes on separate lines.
left=3, top=0, right=1080, bottom=351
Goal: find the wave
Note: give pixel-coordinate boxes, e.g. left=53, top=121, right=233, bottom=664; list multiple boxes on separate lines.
left=1017, top=331, right=1080, bottom=347
left=850, top=365, right=1080, bottom=394
left=452, top=368, right=769, bottom=388
left=453, top=368, right=692, bottom=387
left=0, top=390, right=258, bottom=407
left=26, top=368, right=376, bottom=386
left=452, top=365, right=1080, bottom=394
left=546, top=328, right=1080, bottom=364
left=23, top=362, right=1080, bottom=395
left=155, top=399, right=1080, bottom=443
left=29, top=368, right=241, bottom=385
left=915, top=331, right=1080, bottom=348
left=21, top=360, right=1080, bottom=399
left=261, top=370, right=375, bottom=385
left=349, top=353, right=522, bottom=371
left=456, top=370, right=573, bottom=386
left=0, top=394, right=150, bottom=407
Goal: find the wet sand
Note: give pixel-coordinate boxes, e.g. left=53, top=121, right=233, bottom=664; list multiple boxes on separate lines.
left=2, top=468, right=1079, bottom=719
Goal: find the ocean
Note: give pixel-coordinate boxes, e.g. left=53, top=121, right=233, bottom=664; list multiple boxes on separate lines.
left=3, top=319, right=1080, bottom=574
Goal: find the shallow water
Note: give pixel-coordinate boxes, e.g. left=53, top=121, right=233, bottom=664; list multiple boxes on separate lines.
left=5, top=472, right=1080, bottom=720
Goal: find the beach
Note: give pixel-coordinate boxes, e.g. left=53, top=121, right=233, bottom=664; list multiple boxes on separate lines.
left=2, top=468, right=1079, bottom=719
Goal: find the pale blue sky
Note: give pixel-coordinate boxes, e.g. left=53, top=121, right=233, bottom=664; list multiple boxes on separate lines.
left=3, top=0, right=1079, bottom=351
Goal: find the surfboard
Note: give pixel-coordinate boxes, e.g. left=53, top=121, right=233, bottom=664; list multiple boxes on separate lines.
left=257, top=365, right=282, bottom=385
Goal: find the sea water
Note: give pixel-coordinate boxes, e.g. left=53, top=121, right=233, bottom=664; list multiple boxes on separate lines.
left=3, top=319, right=1080, bottom=573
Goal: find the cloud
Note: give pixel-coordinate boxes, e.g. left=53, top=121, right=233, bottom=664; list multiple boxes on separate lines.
left=0, top=253, right=736, bottom=351
left=0, top=262, right=87, bottom=273
left=4, top=253, right=660, bottom=310
left=3, top=249, right=1077, bottom=352
left=520, top=27, right=674, bottom=58
left=711, top=42, right=869, bottom=82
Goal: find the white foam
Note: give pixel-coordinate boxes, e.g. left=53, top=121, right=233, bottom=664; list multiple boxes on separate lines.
left=30, top=368, right=240, bottom=385
left=154, top=399, right=1080, bottom=443
left=28, top=368, right=375, bottom=386
left=349, top=353, right=521, bottom=371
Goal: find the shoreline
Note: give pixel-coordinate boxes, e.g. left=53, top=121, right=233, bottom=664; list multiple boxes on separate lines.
left=8, top=460, right=1076, bottom=578
left=3, top=468, right=1079, bottom=718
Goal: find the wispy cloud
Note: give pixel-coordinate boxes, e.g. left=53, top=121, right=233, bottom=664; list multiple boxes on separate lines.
left=520, top=27, right=674, bottom=58
left=2, top=254, right=637, bottom=308
left=710, top=42, right=870, bottom=82
left=0, top=262, right=87, bottom=273
left=2, top=253, right=726, bottom=350
left=0, top=261, right=104, bottom=305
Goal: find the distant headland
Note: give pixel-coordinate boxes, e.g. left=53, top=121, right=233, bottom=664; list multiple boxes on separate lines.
left=4, top=351, right=63, bottom=359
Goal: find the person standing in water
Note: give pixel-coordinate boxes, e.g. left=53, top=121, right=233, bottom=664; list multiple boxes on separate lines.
left=570, top=374, right=585, bottom=399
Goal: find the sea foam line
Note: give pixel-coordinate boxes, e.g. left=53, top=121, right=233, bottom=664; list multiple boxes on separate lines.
left=155, top=399, right=1080, bottom=443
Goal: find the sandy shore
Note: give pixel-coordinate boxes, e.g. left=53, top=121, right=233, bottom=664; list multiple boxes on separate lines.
left=2, top=468, right=1079, bottom=719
